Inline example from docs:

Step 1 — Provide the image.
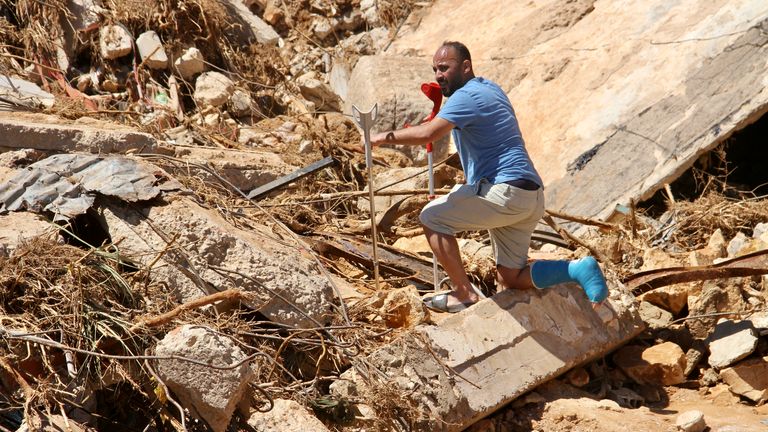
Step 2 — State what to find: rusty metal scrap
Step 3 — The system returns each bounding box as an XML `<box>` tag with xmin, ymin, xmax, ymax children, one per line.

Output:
<box><xmin>624</xmin><ymin>249</ymin><xmax>768</xmax><ymax>295</ymax></box>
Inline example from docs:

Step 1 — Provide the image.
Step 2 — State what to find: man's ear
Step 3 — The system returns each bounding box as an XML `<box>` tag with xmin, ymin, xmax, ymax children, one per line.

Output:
<box><xmin>462</xmin><ymin>59</ymin><xmax>472</xmax><ymax>74</ymax></box>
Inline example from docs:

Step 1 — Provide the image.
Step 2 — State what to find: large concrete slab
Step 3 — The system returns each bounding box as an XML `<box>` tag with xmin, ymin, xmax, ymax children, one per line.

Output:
<box><xmin>381</xmin><ymin>0</ymin><xmax>768</xmax><ymax>218</ymax></box>
<box><xmin>332</xmin><ymin>284</ymin><xmax>644</xmax><ymax>431</ymax></box>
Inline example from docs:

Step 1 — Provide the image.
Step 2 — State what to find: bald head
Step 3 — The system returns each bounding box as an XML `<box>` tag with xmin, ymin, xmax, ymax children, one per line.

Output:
<box><xmin>432</xmin><ymin>41</ymin><xmax>474</xmax><ymax>96</ymax></box>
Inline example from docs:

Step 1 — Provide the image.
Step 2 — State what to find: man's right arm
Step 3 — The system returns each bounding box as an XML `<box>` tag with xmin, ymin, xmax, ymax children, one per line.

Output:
<box><xmin>370</xmin><ymin>117</ymin><xmax>455</xmax><ymax>147</ymax></box>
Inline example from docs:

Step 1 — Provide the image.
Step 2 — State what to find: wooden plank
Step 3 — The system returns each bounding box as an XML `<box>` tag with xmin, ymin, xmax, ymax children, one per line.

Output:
<box><xmin>247</xmin><ymin>155</ymin><xmax>335</xmax><ymax>199</ymax></box>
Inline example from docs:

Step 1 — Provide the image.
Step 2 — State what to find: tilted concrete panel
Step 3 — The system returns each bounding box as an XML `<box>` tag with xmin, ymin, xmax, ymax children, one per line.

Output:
<box><xmin>332</xmin><ymin>285</ymin><xmax>643</xmax><ymax>431</ymax></box>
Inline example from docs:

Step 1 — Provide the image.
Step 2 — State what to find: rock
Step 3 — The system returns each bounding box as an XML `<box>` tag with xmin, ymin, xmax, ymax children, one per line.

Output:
<box><xmin>136</xmin><ymin>31</ymin><xmax>168</xmax><ymax>69</ymax></box>
<box><xmin>297</xmin><ymin>139</ymin><xmax>314</xmax><ymax>154</ymax></box>
<box><xmin>393</xmin><ymin>235</ymin><xmax>432</xmax><ymax>255</ymax></box>
<box><xmin>686</xmin><ymin>280</ymin><xmax>750</xmax><ymax>339</ymax></box>
<box><xmin>684</xmin><ymin>347</ymin><xmax>704</xmax><ymax>377</ymax></box>
<box><xmin>329</xmin><ymin>57</ymin><xmax>351</xmax><ymax>102</ymax></box>
<box><xmin>699</xmin><ymin>368</ymin><xmax>719</xmax><ymax>387</ymax></box>
<box><xmin>564</xmin><ymin>367</ymin><xmax>590</xmax><ymax>387</ymax></box>
<box><xmin>749</xmin><ymin>311</ymin><xmax>768</xmax><ymax>336</ymax></box>
<box><xmin>753</xmin><ymin>222</ymin><xmax>768</xmax><ymax>239</ymax></box>
<box><xmin>359</xmin><ymin>0</ymin><xmax>380</xmax><ymax>25</ymax></box>
<box><xmin>639</xmin><ymin>283</ymin><xmax>692</xmax><ymax>316</ymax></box>
<box><xmin>220</xmin><ymin>0</ymin><xmax>279</xmax><ymax>46</ymax></box>
<box><xmin>310</xmin><ymin>16</ymin><xmax>335</xmax><ymax>40</ymax></box>
<box><xmin>613</xmin><ymin>342</ymin><xmax>687</xmax><ymax>386</ymax></box>
<box><xmin>675</xmin><ymin>410</ymin><xmax>706</xmax><ymax>432</ymax></box>
<box><xmin>726</xmin><ymin>232</ymin><xmax>749</xmax><ymax>257</ymax></box>
<box><xmin>246</xmin><ymin>399</ymin><xmax>330</xmax><ymax>432</ymax></box>
<box><xmin>194</xmin><ymin>72</ymin><xmax>235</xmax><ymax>107</ymax></box>
<box><xmin>154</xmin><ymin>325</ymin><xmax>253</xmax><ymax>432</ymax></box>
<box><xmin>228</xmin><ymin>89</ymin><xmax>253</xmax><ymax>117</ymax></box>
<box><xmin>174</xmin><ymin>47</ymin><xmax>206</xmax><ymax>80</ymax></box>
<box><xmin>296</xmin><ymin>72</ymin><xmax>342</xmax><ymax>111</ymax></box>
<box><xmin>99</xmin><ymin>24</ymin><xmax>133</xmax><ymax>60</ymax></box>
<box><xmin>0</xmin><ymin>213</ymin><xmax>56</xmax><ymax>257</ymax></box>
<box><xmin>638</xmin><ymin>301</ymin><xmax>673</xmax><ymax>330</ymax></box>
<box><xmin>379</xmin><ymin>285</ymin><xmax>427</xmax><ymax>328</ymax></box>
<box><xmin>719</xmin><ymin>356</ymin><xmax>768</xmax><ymax>403</ymax></box>
<box><xmin>707</xmin><ymin>319</ymin><xmax>757</xmax><ymax>369</ymax></box>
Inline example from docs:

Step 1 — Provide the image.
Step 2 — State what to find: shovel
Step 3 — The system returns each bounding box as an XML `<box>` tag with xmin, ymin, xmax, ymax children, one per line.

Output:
<box><xmin>420</xmin><ymin>82</ymin><xmax>443</xmax><ymax>290</ymax></box>
<box><xmin>351</xmin><ymin>103</ymin><xmax>381</xmax><ymax>290</ymax></box>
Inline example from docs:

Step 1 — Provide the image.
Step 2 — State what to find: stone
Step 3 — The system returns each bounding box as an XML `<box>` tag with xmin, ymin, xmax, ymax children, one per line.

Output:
<box><xmin>699</xmin><ymin>368</ymin><xmax>719</xmax><ymax>387</ymax></box>
<box><xmin>154</xmin><ymin>325</ymin><xmax>253</xmax><ymax>432</ymax></box>
<box><xmin>247</xmin><ymin>399</ymin><xmax>330</xmax><ymax>432</ymax></box>
<box><xmin>639</xmin><ymin>284</ymin><xmax>692</xmax><ymax>316</ymax></box>
<box><xmin>329</xmin><ymin>57</ymin><xmax>351</xmax><ymax>102</ymax></box>
<box><xmin>220</xmin><ymin>0</ymin><xmax>279</xmax><ymax>46</ymax></box>
<box><xmin>227</xmin><ymin>89</ymin><xmax>252</xmax><ymax>117</ymax></box>
<box><xmin>310</xmin><ymin>16</ymin><xmax>335</xmax><ymax>40</ymax></box>
<box><xmin>719</xmin><ymin>356</ymin><xmax>768</xmax><ymax>403</ymax></box>
<box><xmin>393</xmin><ymin>235</ymin><xmax>432</xmax><ymax>256</ymax></box>
<box><xmin>101</xmin><ymin>197</ymin><xmax>334</xmax><ymax>328</ymax></box>
<box><xmin>726</xmin><ymin>232</ymin><xmax>749</xmax><ymax>258</ymax></box>
<box><xmin>613</xmin><ymin>342</ymin><xmax>687</xmax><ymax>386</ymax></box>
<box><xmin>638</xmin><ymin>300</ymin><xmax>673</xmax><ymax>330</ymax></box>
<box><xmin>707</xmin><ymin>319</ymin><xmax>758</xmax><ymax>369</ymax></box>
<box><xmin>749</xmin><ymin>311</ymin><xmax>768</xmax><ymax>336</ymax></box>
<box><xmin>174</xmin><ymin>47</ymin><xmax>206</xmax><ymax>80</ymax></box>
<box><xmin>753</xmin><ymin>222</ymin><xmax>768</xmax><ymax>239</ymax></box>
<box><xmin>684</xmin><ymin>347</ymin><xmax>704</xmax><ymax>377</ymax></box>
<box><xmin>686</xmin><ymin>280</ymin><xmax>750</xmax><ymax>339</ymax></box>
<box><xmin>296</xmin><ymin>72</ymin><xmax>342</xmax><ymax>111</ymax></box>
<box><xmin>194</xmin><ymin>72</ymin><xmax>235</xmax><ymax>107</ymax></box>
<box><xmin>675</xmin><ymin>410</ymin><xmax>706</xmax><ymax>432</ymax></box>
<box><xmin>331</xmin><ymin>286</ymin><xmax>644</xmax><ymax>431</ymax></box>
<box><xmin>99</xmin><ymin>24</ymin><xmax>132</xmax><ymax>60</ymax></box>
<box><xmin>136</xmin><ymin>31</ymin><xmax>168</xmax><ymax>69</ymax></box>
<box><xmin>379</xmin><ymin>285</ymin><xmax>427</xmax><ymax>328</ymax></box>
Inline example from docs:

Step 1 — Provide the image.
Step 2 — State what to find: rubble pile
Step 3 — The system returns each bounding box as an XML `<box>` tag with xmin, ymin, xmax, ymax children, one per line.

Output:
<box><xmin>0</xmin><ymin>1</ymin><xmax>766</xmax><ymax>431</ymax></box>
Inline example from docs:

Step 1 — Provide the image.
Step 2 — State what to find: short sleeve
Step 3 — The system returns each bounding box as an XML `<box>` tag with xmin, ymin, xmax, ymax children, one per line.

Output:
<box><xmin>436</xmin><ymin>88</ymin><xmax>477</xmax><ymax>129</ymax></box>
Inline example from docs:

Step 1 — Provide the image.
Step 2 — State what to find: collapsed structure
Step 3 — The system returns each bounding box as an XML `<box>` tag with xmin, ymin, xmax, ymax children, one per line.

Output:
<box><xmin>0</xmin><ymin>1</ymin><xmax>767</xmax><ymax>431</ymax></box>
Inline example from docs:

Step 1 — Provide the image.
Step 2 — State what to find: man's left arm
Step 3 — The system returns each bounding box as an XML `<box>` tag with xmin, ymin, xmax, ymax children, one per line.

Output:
<box><xmin>370</xmin><ymin>117</ymin><xmax>455</xmax><ymax>147</ymax></box>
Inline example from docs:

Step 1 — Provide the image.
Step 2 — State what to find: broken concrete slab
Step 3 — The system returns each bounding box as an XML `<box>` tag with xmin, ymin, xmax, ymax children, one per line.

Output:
<box><xmin>100</xmin><ymin>196</ymin><xmax>335</xmax><ymax>328</ymax></box>
<box><xmin>387</xmin><ymin>1</ymin><xmax>768</xmax><ymax>219</ymax></box>
<box><xmin>171</xmin><ymin>145</ymin><xmax>299</xmax><ymax>193</ymax></box>
<box><xmin>0</xmin><ymin>112</ymin><xmax>166</xmax><ymax>154</ymax></box>
<box><xmin>331</xmin><ymin>285</ymin><xmax>643</xmax><ymax>431</ymax></box>
<box><xmin>0</xmin><ymin>212</ymin><xmax>56</xmax><ymax>257</ymax></box>
<box><xmin>154</xmin><ymin>325</ymin><xmax>253</xmax><ymax>432</ymax></box>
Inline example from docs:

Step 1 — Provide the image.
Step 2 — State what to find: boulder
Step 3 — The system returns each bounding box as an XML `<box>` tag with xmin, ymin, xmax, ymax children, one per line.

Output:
<box><xmin>154</xmin><ymin>325</ymin><xmax>254</xmax><ymax>432</ymax></box>
<box><xmin>296</xmin><ymin>72</ymin><xmax>342</xmax><ymax>112</ymax></box>
<box><xmin>638</xmin><ymin>301</ymin><xmax>673</xmax><ymax>330</ymax></box>
<box><xmin>220</xmin><ymin>0</ymin><xmax>279</xmax><ymax>46</ymax></box>
<box><xmin>228</xmin><ymin>89</ymin><xmax>253</xmax><ymax>117</ymax></box>
<box><xmin>379</xmin><ymin>285</ymin><xmax>427</xmax><ymax>328</ymax></box>
<box><xmin>686</xmin><ymin>280</ymin><xmax>750</xmax><ymax>339</ymax></box>
<box><xmin>675</xmin><ymin>410</ymin><xmax>706</xmax><ymax>432</ymax></box>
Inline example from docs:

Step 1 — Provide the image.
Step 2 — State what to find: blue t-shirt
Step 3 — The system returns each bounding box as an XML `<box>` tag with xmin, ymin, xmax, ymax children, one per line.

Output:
<box><xmin>437</xmin><ymin>77</ymin><xmax>542</xmax><ymax>187</ymax></box>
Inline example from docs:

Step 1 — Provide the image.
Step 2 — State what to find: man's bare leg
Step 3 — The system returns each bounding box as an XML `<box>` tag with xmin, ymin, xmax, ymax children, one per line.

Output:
<box><xmin>423</xmin><ymin>225</ymin><xmax>480</xmax><ymax>306</ymax></box>
<box><xmin>496</xmin><ymin>265</ymin><xmax>535</xmax><ymax>291</ymax></box>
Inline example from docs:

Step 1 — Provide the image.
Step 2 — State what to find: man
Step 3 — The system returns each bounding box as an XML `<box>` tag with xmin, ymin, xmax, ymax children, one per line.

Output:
<box><xmin>370</xmin><ymin>41</ymin><xmax>608</xmax><ymax>312</ymax></box>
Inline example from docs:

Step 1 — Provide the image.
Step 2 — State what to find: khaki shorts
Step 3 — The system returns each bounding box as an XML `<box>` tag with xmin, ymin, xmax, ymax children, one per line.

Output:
<box><xmin>419</xmin><ymin>180</ymin><xmax>545</xmax><ymax>269</ymax></box>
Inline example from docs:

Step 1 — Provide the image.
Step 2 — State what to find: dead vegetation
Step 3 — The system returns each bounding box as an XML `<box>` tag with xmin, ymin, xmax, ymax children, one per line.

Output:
<box><xmin>0</xmin><ymin>0</ymin><xmax>767</xmax><ymax>431</ymax></box>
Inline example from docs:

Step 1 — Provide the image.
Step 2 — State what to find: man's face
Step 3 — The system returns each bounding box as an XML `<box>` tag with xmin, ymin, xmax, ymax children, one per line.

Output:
<box><xmin>432</xmin><ymin>46</ymin><xmax>468</xmax><ymax>97</ymax></box>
